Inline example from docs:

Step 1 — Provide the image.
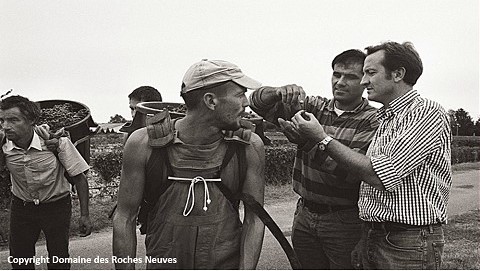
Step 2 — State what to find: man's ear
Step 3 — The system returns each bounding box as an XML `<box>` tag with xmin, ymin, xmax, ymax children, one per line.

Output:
<box><xmin>392</xmin><ymin>67</ymin><xmax>406</xmax><ymax>83</ymax></box>
<box><xmin>203</xmin><ymin>92</ymin><xmax>218</xmax><ymax>111</ymax></box>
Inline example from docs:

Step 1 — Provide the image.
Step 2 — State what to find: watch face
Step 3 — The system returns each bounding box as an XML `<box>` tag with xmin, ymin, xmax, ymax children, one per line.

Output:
<box><xmin>318</xmin><ymin>144</ymin><xmax>326</xmax><ymax>151</ymax></box>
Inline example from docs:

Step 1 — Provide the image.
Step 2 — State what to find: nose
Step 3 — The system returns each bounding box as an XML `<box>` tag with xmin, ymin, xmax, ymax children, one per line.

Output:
<box><xmin>2</xmin><ymin>121</ymin><xmax>11</xmax><ymax>130</ymax></box>
<box><xmin>336</xmin><ymin>76</ymin><xmax>347</xmax><ymax>86</ymax></box>
<box><xmin>360</xmin><ymin>74</ymin><xmax>368</xmax><ymax>87</ymax></box>
<box><xmin>243</xmin><ymin>94</ymin><xmax>250</xmax><ymax>107</ymax></box>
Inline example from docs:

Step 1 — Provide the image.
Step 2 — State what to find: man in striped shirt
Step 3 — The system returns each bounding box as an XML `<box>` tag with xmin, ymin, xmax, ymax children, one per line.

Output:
<box><xmin>249</xmin><ymin>49</ymin><xmax>378</xmax><ymax>269</ymax></box>
<box><xmin>293</xmin><ymin>41</ymin><xmax>452</xmax><ymax>269</ymax></box>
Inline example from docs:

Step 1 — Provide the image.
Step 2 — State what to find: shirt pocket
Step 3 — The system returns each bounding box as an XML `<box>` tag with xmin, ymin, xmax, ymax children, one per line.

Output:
<box><xmin>28</xmin><ymin>152</ymin><xmax>58</xmax><ymax>186</ymax></box>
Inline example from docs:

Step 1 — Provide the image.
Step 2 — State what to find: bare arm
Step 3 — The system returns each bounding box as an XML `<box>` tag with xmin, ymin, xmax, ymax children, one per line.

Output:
<box><xmin>113</xmin><ymin>128</ymin><xmax>150</xmax><ymax>269</ymax></box>
<box><xmin>239</xmin><ymin>133</ymin><xmax>266</xmax><ymax>269</ymax></box>
<box><xmin>71</xmin><ymin>172</ymin><xmax>93</xmax><ymax>236</ymax></box>
<box><xmin>292</xmin><ymin>111</ymin><xmax>385</xmax><ymax>190</ymax></box>
<box><xmin>321</xmin><ymin>139</ymin><xmax>384</xmax><ymax>190</ymax></box>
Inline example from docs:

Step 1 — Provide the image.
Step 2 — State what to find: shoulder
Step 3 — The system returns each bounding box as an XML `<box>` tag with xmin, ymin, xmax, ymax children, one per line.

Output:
<box><xmin>124</xmin><ymin>127</ymin><xmax>150</xmax><ymax>160</ymax></box>
<box><xmin>408</xmin><ymin>97</ymin><xmax>448</xmax><ymax>120</ymax></box>
<box><xmin>244</xmin><ymin>132</ymin><xmax>265</xmax><ymax>165</ymax></box>
<box><xmin>248</xmin><ymin>132</ymin><xmax>264</xmax><ymax>152</ymax></box>
<box><xmin>58</xmin><ymin>137</ymin><xmax>78</xmax><ymax>152</ymax></box>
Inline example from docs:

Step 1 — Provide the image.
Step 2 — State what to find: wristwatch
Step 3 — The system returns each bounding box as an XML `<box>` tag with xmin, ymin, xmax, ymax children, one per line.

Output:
<box><xmin>316</xmin><ymin>136</ymin><xmax>333</xmax><ymax>151</ymax></box>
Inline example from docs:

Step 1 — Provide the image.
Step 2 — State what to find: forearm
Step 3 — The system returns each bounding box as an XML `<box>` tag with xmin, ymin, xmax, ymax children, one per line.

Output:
<box><xmin>250</xmin><ymin>86</ymin><xmax>281</xmax><ymax>109</ymax></box>
<box><xmin>249</xmin><ymin>87</ymin><xmax>286</xmax><ymax>125</ymax></box>
<box><xmin>240</xmin><ymin>212</ymin><xmax>265</xmax><ymax>269</ymax></box>
<box><xmin>73</xmin><ymin>173</ymin><xmax>90</xmax><ymax>216</ymax></box>
<box><xmin>113</xmin><ymin>212</ymin><xmax>138</xmax><ymax>269</ymax></box>
<box><xmin>326</xmin><ymin>139</ymin><xmax>385</xmax><ymax>190</ymax></box>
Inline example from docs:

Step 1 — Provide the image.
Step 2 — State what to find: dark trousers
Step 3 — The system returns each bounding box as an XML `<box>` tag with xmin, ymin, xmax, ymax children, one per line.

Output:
<box><xmin>9</xmin><ymin>195</ymin><xmax>72</xmax><ymax>270</ymax></box>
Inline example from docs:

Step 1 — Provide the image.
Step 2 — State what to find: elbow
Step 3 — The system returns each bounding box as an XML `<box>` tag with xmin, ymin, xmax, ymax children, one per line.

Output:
<box><xmin>360</xmin><ymin>172</ymin><xmax>386</xmax><ymax>191</ymax></box>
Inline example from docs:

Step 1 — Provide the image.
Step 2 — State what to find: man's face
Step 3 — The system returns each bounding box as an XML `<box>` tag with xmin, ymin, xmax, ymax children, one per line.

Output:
<box><xmin>361</xmin><ymin>50</ymin><xmax>395</xmax><ymax>105</ymax></box>
<box><xmin>214</xmin><ymin>82</ymin><xmax>249</xmax><ymax>131</ymax></box>
<box><xmin>129</xmin><ymin>98</ymin><xmax>140</xmax><ymax>118</ymax></box>
<box><xmin>331</xmin><ymin>62</ymin><xmax>365</xmax><ymax>107</ymax></box>
<box><xmin>0</xmin><ymin>107</ymin><xmax>34</xmax><ymax>143</ymax></box>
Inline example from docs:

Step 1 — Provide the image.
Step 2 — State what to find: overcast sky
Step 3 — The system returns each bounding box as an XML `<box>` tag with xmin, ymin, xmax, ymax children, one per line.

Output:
<box><xmin>1</xmin><ymin>0</ymin><xmax>478</xmax><ymax>123</ymax></box>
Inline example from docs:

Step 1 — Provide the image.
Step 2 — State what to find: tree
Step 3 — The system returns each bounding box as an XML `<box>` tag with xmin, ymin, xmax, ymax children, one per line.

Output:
<box><xmin>475</xmin><ymin>117</ymin><xmax>480</xmax><ymax>136</ymax></box>
<box><xmin>455</xmin><ymin>108</ymin><xmax>475</xmax><ymax>136</ymax></box>
<box><xmin>108</xmin><ymin>114</ymin><xmax>127</xmax><ymax>123</ymax></box>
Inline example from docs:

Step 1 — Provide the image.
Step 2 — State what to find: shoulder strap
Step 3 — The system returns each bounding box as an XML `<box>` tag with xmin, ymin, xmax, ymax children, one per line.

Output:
<box><xmin>214</xmin><ymin>142</ymin><xmax>247</xmax><ymax>210</ymax></box>
<box><xmin>216</xmin><ymin>141</ymin><xmax>302</xmax><ymax>270</ymax></box>
<box><xmin>144</xmin><ymin>147</ymin><xmax>172</xmax><ymax>203</ymax></box>
<box><xmin>137</xmin><ymin>146</ymin><xmax>173</xmax><ymax>234</ymax></box>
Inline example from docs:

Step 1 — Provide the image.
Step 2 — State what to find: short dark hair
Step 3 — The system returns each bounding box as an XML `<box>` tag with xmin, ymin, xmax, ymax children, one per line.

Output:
<box><xmin>128</xmin><ymin>86</ymin><xmax>162</xmax><ymax>102</ymax></box>
<box><xmin>331</xmin><ymin>49</ymin><xmax>366</xmax><ymax>70</ymax></box>
<box><xmin>365</xmin><ymin>41</ymin><xmax>423</xmax><ymax>86</ymax></box>
<box><xmin>0</xmin><ymin>95</ymin><xmax>41</xmax><ymax>124</ymax></box>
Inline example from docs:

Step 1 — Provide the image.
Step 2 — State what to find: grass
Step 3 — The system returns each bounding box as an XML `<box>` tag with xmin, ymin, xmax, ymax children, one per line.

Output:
<box><xmin>70</xmin><ymin>196</ymin><xmax>116</xmax><ymax>237</ymax></box>
<box><xmin>265</xmin><ymin>183</ymin><xmax>297</xmax><ymax>205</ymax></box>
<box><xmin>442</xmin><ymin>210</ymin><xmax>480</xmax><ymax>269</ymax></box>
<box><xmin>451</xmin><ymin>162</ymin><xmax>480</xmax><ymax>172</ymax></box>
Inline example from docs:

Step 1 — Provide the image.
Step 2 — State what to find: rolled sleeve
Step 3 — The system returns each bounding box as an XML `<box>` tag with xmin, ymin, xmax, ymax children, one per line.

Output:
<box><xmin>370</xmin><ymin>154</ymin><xmax>401</xmax><ymax>191</ymax></box>
<box><xmin>57</xmin><ymin>137</ymin><xmax>90</xmax><ymax>177</ymax></box>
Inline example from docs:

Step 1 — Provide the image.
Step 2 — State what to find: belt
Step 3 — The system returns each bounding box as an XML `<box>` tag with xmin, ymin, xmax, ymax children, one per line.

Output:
<box><xmin>301</xmin><ymin>198</ymin><xmax>357</xmax><ymax>214</ymax></box>
<box><xmin>365</xmin><ymin>221</ymin><xmax>443</xmax><ymax>232</ymax></box>
<box><xmin>12</xmin><ymin>194</ymin><xmax>71</xmax><ymax>206</ymax></box>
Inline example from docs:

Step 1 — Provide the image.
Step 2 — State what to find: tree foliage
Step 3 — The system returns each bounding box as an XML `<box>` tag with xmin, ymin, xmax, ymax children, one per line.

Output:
<box><xmin>454</xmin><ymin>108</ymin><xmax>475</xmax><ymax>136</ymax></box>
<box><xmin>108</xmin><ymin>114</ymin><xmax>127</xmax><ymax>123</ymax></box>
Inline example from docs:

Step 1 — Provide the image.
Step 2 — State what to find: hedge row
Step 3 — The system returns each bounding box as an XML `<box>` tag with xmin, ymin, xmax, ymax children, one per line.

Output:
<box><xmin>90</xmin><ymin>144</ymin><xmax>480</xmax><ymax>184</ymax></box>
<box><xmin>451</xmin><ymin>147</ymin><xmax>480</xmax><ymax>164</ymax></box>
<box><xmin>90</xmin><ymin>143</ymin><xmax>297</xmax><ymax>186</ymax></box>
<box><xmin>452</xmin><ymin>136</ymin><xmax>480</xmax><ymax>148</ymax></box>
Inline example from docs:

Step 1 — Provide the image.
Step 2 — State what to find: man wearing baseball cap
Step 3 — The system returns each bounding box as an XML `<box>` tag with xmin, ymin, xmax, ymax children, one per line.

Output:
<box><xmin>113</xmin><ymin>59</ymin><xmax>266</xmax><ymax>269</ymax></box>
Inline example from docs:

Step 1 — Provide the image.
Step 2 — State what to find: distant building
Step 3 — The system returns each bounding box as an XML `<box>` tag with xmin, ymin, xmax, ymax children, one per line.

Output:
<box><xmin>95</xmin><ymin>123</ymin><xmax>127</xmax><ymax>134</ymax></box>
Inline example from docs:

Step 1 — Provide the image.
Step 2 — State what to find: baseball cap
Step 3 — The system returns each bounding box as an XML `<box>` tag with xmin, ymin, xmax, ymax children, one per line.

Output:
<box><xmin>181</xmin><ymin>59</ymin><xmax>262</xmax><ymax>94</ymax></box>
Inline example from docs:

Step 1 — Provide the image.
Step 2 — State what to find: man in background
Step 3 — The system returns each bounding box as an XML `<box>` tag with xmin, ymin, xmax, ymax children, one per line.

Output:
<box><xmin>128</xmin><ymin>86</ymin><xmax>162</xmax><ymax>119</ymax></box>
<box><xmin>121</xmin><ymin>86</ymin><xmax>163</xmax><ymax>142</ymax></box>
<box><xmin>0</xmin><ymin>95</ymin><xmax>92</xmax><ymax>270</ymax></box>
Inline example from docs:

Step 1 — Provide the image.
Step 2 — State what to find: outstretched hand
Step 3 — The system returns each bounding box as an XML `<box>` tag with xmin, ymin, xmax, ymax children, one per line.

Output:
<box><xmin>278</xmin><ymin>118</ymin><xmax>306</xmax><ymax>145</ymax></box>
<box><xmin>275</xmin><ymin>84</ymin><xmax>306</xmax><ymax>113</ymax></box>
<box><xmin>291</xmin><ymin>110</ymin><xmax>327</xmax><ymax>141</ymax></box>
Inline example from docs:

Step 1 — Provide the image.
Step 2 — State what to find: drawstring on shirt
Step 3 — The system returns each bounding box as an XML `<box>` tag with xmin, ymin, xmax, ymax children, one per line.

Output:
<box><xmin>168</xmin><ymin>176</ymin><xmax>221</xmax><ymax>216</ymax></box>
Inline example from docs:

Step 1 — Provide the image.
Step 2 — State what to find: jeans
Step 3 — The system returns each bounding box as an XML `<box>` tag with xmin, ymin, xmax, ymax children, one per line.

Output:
<box><xmin>351</xmin><ymin>222</ymin><xmax>445</xmax><ymax>269</ymax></box>
<box><xmin>9</xmin><ymin>195</ymin><xmax>72</xmax><ymax>270</ymax></box>
<box><xmin>291</xmin><ymin>198</ymin><xmax>362</xmax><ymax>269</ymax></box>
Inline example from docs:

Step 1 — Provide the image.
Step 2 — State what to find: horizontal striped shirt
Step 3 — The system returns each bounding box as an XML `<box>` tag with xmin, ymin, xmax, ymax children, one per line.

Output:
<box><xmin>360</xmin><ymin>90</ymin><xmax>452</xmax><ymax>225</ymax></box>
<box><xmin>250</xmin><ymin>87</ymin><xmax>378</xmax><ymax>205</ymax></box>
